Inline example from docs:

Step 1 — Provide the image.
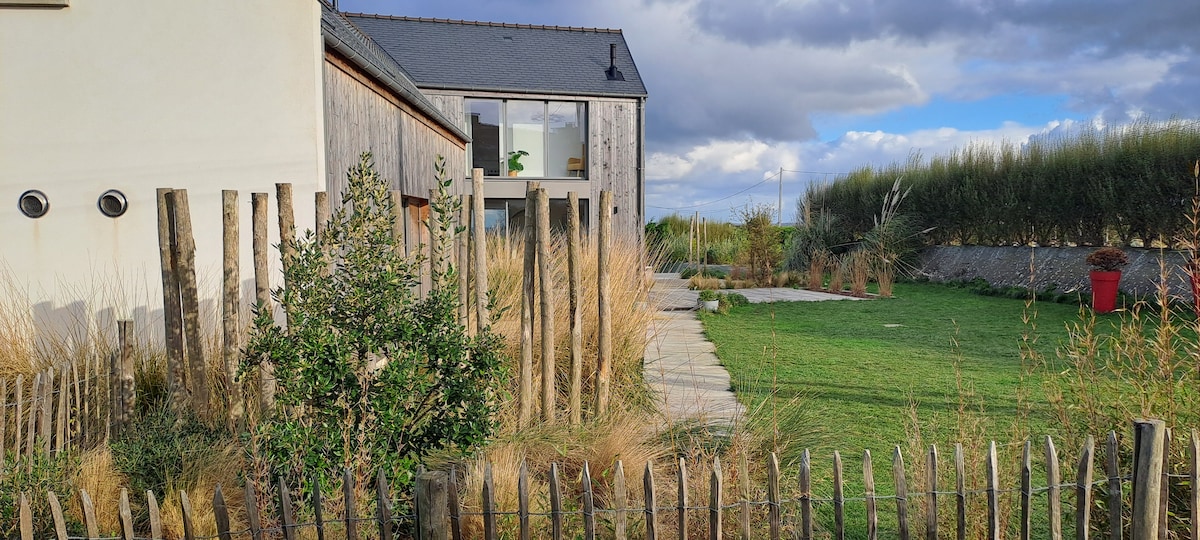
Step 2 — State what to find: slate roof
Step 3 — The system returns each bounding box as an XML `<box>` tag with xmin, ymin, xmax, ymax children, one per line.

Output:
<box><xmin>320</xmin><ymin>5</ymin><xmax>469</xmax><ymax>141</ymax></box>
<box><xmin>344</xmin><ymin>14</ymin><xmax>648</xmax><ymax>98</ymax></box>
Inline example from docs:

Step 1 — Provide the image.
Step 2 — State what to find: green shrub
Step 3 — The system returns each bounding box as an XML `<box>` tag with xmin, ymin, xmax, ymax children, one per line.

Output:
<box><xmin>0</xmin><ymin>452</ymin><xmax>80</xmax><ymax>539</ymax></box>
<box><xmin>805</xmin><ymin>118</ymin><xmax>1200</xmax><ymax>246</ymax></box>
<box><xmin>243</xmin><ymin>153</ymin><xmax>506</xmax><ymax>494</ymax></box>
<box><xmin>679</xmin><ymin>267</ymin><xmax>728</xmax><ymax>280</ymax></box>
<box><xmin>738</xmin><ymin>204</ymin><xmax>783</xmax><ymax>286</ymax></box>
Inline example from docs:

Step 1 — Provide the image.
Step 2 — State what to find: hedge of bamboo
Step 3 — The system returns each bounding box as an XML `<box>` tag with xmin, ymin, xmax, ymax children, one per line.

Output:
<box><xmin>805</xmin><ymin>118</ymin><xmax>1200</xmax><ymax>246</ymax></box>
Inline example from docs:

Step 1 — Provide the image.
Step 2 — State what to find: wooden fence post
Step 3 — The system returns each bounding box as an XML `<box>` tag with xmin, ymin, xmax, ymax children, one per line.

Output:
<box><xmin>343</xmin><ymin>468</ymin><xmax>359</xmax><ymax>540</ymax></box>
<box><xmin>710</xmin><ymin>457</ymin><xmax>723</xmax><ymax>540</ymax></box>
<box><xmin>799</xmin><ymin>449</ymin><xmax>812</xmax><ymax>540</ymax></box>
<box><xmin>536</xmin><ymin>188</ymin><xmax>556</xmax><ymax>423</ymax></box>
<box><xmin>1078</xmin><ymin>436</ymin><xmax>1095</xmax><ymax>540</ymax></box>
<box><xmin>119</xmin><ymin>320</ymin><xmax>135</xmax><ymax>438</ymax></box>
<box><xmin>276</xmin><ymin>183</ymin><xmax>296</xmax><ymax>308</ymax></box>
<box><xmin>892</xmin><ymin>447</ymin><xmax>909</xmax><ymax>540</ymax></box>
<box><xmin>119</xmin><ymin>488</ymin><xmax>135</xmax><ymax>540</ymax></box>
<box><xmin>833</xmin><ymin>451</ymin><xmax>845</xmax><ymax>540</ymax></box>
<box><xmin>1132</xmin><ymin>419</ymin><xmax>1166</xmax><ymax>540</ymax></box>
<box><xmin>566</xmin><ymin>192</ymin><xmax>583</xmax><ymax>425</ymax></box>
<box><xmin>483</xmin><ymin>463</ymin><xmax>496</xmax><ymax>540</ymax></box>
<box><xmin>955</xmin><ymin>444</ymin><xmax>967</xmax><ymax>540</ymax></box>
<box><xmin>549</xmin><ymin>463</ymin><xmax>563</xmax><ymax>540</ymax></box>
<box><xmin>14</xmin><ymin>375</ymin><xmax>22</xmax><ymax>463</ymax></box>
<box><xmin>418</xmin><ymin>470</ymin><xmax>449</xmax><ymax>540</ymax></box>
<box><xmin>181</xmin><ymin>490</ymin><xmax>196</xmax><ymax>540</ymax></box>
<box><xmin>471</xmin><ymin>169</ymin><xmax>489</xmax><ymax>329</ymax></box>
<box><xmin>615</xmin><ymin>460</ymin><xmax>628</xmax><ymax>540</ymax></box>
<box><xmin>1046</xmin><ymin>436</ymin><xmax>1063</xmax><ymax>540</ymax></box>
<box><xmin>156</xmin><ymin>188</ymin><xmax>185</xmax><ymax>414</ymax></box>
<box><xmin>80</xmin><ymin>489</ymin><xmax>99</xmax><ymax>539</ymax></box>
<box><xmin>645</xmin><ymin>461</ymin><xmax>658</xmax><ymax>540</ymax></box>
<box><xmin>213</xmin><ymin>485</ymin><xmax>232</xmax><ymax>540</ymax></box>
<box><xmin>927</xmin><ymin>445</ymin><xmax>939</xmax><ymax>540</ymax></box>
<box><xmin>1021</xmin><ymin>440</ymin><xmax>1032</xmax><ymax>540</ymax></box>
<box><xmin>459</xmin><ymin>195</ymin><xmax>471</xmax><ymax>331</ymax></box>
<box><xmin>583</xmin><ymin>461</ymin><xmax>596</xmax><ymax>540</ymax></box>
<box><xmin>768</xmin><ymin>453</ymin><xmax>781</xmax><ymax>540</ymax></box>
<box><xmin>1107</xmin><ymin>431</ymin><xmax>1123</xmax><ymax>540</ymax></box>
<box><xmin>54</xmin><ymin>364</ymin><xmax>67</xmax><ymax>454</ymax></box>
<box><xmin>449</xmin><ymin>466</ymin><xmax>464</xmax><ymax>540</ymax></box>
<box><xmin>677</xmin><ymin>458</ymin><xmax>688</xmax><ymax>540</ymax></box>
<box><xmin>18</xmin><ymin>493</ymin><xmax>31</xmax><ymax>540</ymax></box>
<box><xmin>47</xmin><ymin>491</ymin><xmax>68</xmax><ymax>540</ymax></box>
<box><xmin>987</xmin><ymin>441</ymin><xmax>1000</xmax><ymax>540</ymax></box>
<box><xmin>221</xmin><ymin>190</ymin><xmax>244</xmax><ymax>430</ymax></box>
<box><xmin>377</xmin><ymin>469</ymin><xmax>393</xmax><ymax>540</ymax></box>
<box><xmin>864</xmin><ymin>450</ymin><xmax>877</xmax><ymax>540</ymax></box>
<box><xmin>148</xmin><ymin>491</ymin><xmax>163</xmax><ymax>540</ymax></box>
<box><xmin>244</xmin><ymin>481</ymin><xmax>262</xmax><ymax>540</ymax></box>
<box><xmin>169</xmin><ymin>189</ymin><xmax>210</xmax><ymax>416</ymax></box>
<box><xmin>312</xmin><ymin>473</ymin><xmax>327</xmax><ymax>540</ymax></box>
<box><xmin>519</xmin><ymin>181</ymin><xmax>539</xmax><ymax>428</ymax></box>
<box><xmin>595</xmin><ymin>190</ymin><xmax>613</xmax><ymax>415</ymax></box>
<box><xmin>315</xmin><ymin>191</ymin><xmax>330</xmax><ymax>243</ymax></box>
<box><xmin>26</xmin><ymin>373</ymin><xmax>37</xmax><ymax>466</ymax></box>
<box><xmin>278</xmin><ymin>478</ymin><xmax>297</xmax><ymax>540</ymax></box>
<box><xmin>251</xmin><ymin>192</ymin><xmax>275</xmax><ymax>417</ymax></box>
<box><xmin>518</xmin><ymin>460</ymin><xmax>530</xmax><ymax>540</ymax></box>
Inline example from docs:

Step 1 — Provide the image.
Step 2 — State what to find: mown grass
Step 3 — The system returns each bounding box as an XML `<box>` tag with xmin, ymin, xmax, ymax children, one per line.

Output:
<box><xmin>700</xmin><ymin>281</ymin><xmax>1129</xmax><ymax>536</ymax></box>
<box><xmin>702</xmin><ymin>281</ymin><xmax>1096</xmax><ymax>455</ymax></box>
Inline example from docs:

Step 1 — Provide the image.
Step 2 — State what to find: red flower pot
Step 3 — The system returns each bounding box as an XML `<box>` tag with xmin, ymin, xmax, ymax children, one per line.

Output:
<box><xmin>1089</xmin><ymin>270</ymin><xmax>1121</xmax><ymax>314</ymax></box>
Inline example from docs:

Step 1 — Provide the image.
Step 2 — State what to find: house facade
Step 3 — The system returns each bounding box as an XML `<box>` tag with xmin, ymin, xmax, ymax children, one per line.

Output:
<box><xmin>345</xmin><ymin>14</ymin><xmax>648</xmax><ymax>238</ymax></box>
<box><xmin>1</xmin><ymin>2</ymin><xmax>642</xmax><ymax>336</ymax></box>
<box><xmin>0</xmin><ymin>1</ymin><xmax>465</xmax><ymax>334</ymax></box>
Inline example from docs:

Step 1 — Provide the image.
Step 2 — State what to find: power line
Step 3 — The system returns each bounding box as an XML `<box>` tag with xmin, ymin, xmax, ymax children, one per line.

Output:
<box><xmin>646</xmin><ymin>170</ymin><xmax>780</xmax><ymax>210</ymax></box>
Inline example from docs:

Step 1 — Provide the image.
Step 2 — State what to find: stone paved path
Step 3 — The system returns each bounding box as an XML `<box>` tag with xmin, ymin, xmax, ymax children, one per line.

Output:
<box><xmin>643</xmin><ymin>273</ymin><xmax>862</xmax><ymax>430</ymax></box>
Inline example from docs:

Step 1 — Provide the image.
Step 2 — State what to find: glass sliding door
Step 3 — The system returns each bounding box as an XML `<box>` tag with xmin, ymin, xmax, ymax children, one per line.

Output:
<box><xmin>467</xmin><ymin>99</ymin><xmax>501</xmax><ymax>176</ymax></box>
<box><xmin>547</xmin><ymin>102</ymin><xmax>586</xmax><ymax>177</ymax></box>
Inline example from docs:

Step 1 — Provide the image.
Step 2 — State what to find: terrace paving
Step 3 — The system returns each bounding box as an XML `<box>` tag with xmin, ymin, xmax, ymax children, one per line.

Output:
<box><xmin>643</xmin><ymin>273</ymin><xmax>863</xmax><ymax>431</ymax></box>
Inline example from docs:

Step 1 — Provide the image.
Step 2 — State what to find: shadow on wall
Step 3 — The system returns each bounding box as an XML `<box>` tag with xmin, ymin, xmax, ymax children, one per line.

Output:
<box><xmin>918</xmin><ymin>246</ymin><xmax>1193</xmax><ymax>298</ymax></box>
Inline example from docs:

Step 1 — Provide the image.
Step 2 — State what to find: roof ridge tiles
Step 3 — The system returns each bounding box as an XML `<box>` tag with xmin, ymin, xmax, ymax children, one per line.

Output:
<box><xmin>340</xmin><ymin>12</ymin><xmax>622</xmax><ymax>34</ymax></box>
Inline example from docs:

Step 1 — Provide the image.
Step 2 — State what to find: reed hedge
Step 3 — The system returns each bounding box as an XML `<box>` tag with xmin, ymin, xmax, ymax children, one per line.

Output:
<box><xmin>805</xmin><ymin>118</ymin><xmax>1200</xmax><ymax>246</ymax></box>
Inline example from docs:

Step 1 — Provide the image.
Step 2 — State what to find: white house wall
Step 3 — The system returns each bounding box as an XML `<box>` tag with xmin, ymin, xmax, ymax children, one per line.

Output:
<box><xmin>0</xmin><ymin>2</ymin><xmax>326</xmax><ymax>343</ymax></box>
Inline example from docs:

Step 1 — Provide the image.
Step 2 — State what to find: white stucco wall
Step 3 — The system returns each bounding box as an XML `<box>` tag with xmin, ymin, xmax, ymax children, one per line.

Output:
<box><xmin>0</xmin><ymin>2</ymin><xmax>326</xmax><ymax>342</ymax></box>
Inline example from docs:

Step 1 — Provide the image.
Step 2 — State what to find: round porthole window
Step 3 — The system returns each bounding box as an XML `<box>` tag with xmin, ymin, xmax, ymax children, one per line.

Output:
<box><xmin>98</xmin><ymin>190</ymin><xmax>128</xmax><ymax>217</ymax></box>
<box><xmin>18</xmin><ymin>190</ymin><xmax>49</xmax><ymax>218</ymax></box>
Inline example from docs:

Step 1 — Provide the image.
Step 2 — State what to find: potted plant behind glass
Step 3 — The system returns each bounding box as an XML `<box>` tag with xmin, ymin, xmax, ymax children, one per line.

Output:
<box><xmin>507</xmin><ymin>150</ymin><xmax>529</xmax><ymax>177</ymax></box>
<box><xmin>1086</xmin><ymin>246</ymin><xmax>1129</xmax><ymax>313</ymax></box>
<box><xmin>697</xmin><ymin>289</ymin><xmax>720</xmax><ymax>312</ymax></box>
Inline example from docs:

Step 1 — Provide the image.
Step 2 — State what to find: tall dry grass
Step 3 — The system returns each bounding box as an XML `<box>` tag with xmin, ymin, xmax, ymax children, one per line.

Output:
<box><xmin>485</xmin><ymin>231</ymin><xmax>656</xmax><ymax>419</ymax></box>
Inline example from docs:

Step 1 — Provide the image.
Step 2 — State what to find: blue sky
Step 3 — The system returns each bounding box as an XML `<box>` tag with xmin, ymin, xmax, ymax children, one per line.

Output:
<box><xmin>338</xmin><ymin>0</ymin><xmax>1200</xmax><ymax>223</ymax></box>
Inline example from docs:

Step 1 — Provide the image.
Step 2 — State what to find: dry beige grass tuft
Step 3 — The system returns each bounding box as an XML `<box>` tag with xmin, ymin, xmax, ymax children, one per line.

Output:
<box><xmin>70</xmin><ymin>447</ymin><xmax>128</xmax><ymax>535</ymax></box>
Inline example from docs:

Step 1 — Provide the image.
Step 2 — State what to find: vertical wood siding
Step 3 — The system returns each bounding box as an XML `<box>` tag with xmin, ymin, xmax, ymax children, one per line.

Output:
<box><xmin>323</xmin><ymin>58</ymin><xmax>467</xmax><ymax>200</ymax></box>
<box><xmin>323</xmin><ymin>60</ymin><xmax>402</xmax><ymax>198</ymax></box>
<box><xmin>588</xmin><ymin>99</ymin><xmax>640</xmax><ymax>237</ymax></box>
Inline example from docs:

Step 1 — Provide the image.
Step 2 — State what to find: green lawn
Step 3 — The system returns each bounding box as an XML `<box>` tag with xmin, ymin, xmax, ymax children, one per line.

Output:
<box><xmin>701</xmin><ymin>281</ymin><xmax>1105</xmax><ymax>459</ymax></box>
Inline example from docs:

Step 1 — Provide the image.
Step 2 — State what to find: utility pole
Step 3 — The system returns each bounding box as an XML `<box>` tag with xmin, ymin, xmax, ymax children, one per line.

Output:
<box><xmin>777</xmin><ymin>167</ymin><xmax>784</xmax><ymax>225</ymax></box>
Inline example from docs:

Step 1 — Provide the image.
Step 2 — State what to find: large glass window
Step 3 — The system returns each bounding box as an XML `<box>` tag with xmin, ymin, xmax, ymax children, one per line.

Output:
<box><xmin>483</xmin><ymin>198</ymin><xmax>589</xmax><ymax>237</ymax></box>
<box><xmin>466</xmin><ymin>99</ymin><xmax>586</xmax><ymax>179</ymax></box>
<box><xmin>468</xmin><ymin>100</ymin><xmax>502</xmax><ymax>176</ymax></box>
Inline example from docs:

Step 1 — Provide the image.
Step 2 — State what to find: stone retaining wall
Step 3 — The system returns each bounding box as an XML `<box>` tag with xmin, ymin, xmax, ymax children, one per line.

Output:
<box><xmin>917</xmin><ymin>246</ymin><xmax>1194</xmax><ymax>299</ymax></box>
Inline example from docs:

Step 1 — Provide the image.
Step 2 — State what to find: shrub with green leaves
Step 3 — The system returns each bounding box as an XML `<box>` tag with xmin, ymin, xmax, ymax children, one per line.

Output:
<box><xmin>244</xmin><ymin>153</ymin><xmax>506</xmax><ymax>491</ymax></box>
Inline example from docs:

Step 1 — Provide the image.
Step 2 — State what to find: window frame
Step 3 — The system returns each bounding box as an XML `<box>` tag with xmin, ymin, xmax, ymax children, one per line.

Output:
<box><xmin>466</xmin><ymin>98</ymin><xmax>587</xmax><ymax>181</ymax></box>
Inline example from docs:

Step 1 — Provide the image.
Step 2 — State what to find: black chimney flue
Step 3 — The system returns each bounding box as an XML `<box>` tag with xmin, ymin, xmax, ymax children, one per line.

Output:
<box><xmin>606</xmin><ymin>43</ymin><xmax>625</xmax><ymax>81</ymax></box>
